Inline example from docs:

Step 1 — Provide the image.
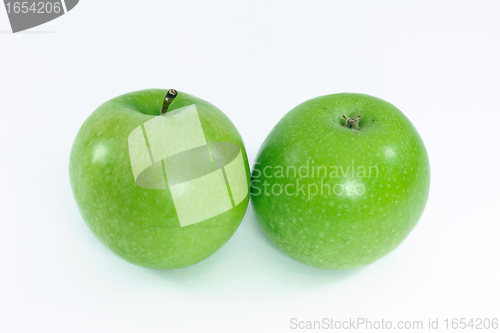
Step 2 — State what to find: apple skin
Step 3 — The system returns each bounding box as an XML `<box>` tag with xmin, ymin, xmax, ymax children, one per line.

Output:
<box><xmin>69</xmin><ymin>89</ymin><xmax>250</xmax><ymax>269</ymax></box>
<box><xmin>251</xmin><ymin>93</ymin><xmax>430</xmax><ymax>270</ymax></box>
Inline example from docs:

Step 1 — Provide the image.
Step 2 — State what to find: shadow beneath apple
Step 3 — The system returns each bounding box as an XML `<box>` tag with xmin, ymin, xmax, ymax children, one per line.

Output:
<box><xmin>142</xmin><ymin>206</ymin><xmax>365</xmax><ymax>292</ymax></box>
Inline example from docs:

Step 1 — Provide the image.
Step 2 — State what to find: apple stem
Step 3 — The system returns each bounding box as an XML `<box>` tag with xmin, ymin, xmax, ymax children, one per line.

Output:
<box><xmin>160</xmin><ymin>89</ymin><xmax>178</xmax><ymax>115</ymax></box>
<box><xmin>343</xmin><ymin>115</ymin><xmax>361</xmax><ymax>130</ymax></box>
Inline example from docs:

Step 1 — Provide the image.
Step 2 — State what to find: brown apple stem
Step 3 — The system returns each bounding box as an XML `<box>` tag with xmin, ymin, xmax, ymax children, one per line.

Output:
<box><xmin>343</xmin><ymin>115</ymin><xmax>361</xmax><ymax>130</ymax></box>
<box><xmin>160</xmin><ymin>89</ymin><xmax>178</xmax><ymax>115</ymax></box>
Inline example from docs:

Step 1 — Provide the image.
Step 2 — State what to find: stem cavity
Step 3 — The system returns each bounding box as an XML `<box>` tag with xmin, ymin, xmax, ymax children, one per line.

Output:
<box><xmin>160</xmin><ymin>89</ymin><xmax>178</xmax><ymax>115</ymax></box>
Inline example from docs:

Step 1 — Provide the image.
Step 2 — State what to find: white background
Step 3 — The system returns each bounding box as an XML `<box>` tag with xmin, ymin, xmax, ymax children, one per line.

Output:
<box><xmin>1</xmin><ymin>1</ymin><xmax>499</xmax><ymax>332</ymax></box>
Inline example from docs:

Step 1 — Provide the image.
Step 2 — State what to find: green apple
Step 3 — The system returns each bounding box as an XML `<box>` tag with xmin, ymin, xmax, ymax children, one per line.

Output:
<box><xmin>70</xmin><ymin>89</ymin><xmax>250</xmax><ymax>269</ymax></box>
<box><xmin>251</xmin><ymin>93</ymin><xmax>430</xmax><ymax>269</ymax></box>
